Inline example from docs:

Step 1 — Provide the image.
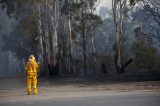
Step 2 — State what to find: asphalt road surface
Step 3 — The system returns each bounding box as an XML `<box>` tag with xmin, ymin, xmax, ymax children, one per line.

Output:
<box><xmin>0</xmin><ymin>92</ymin><xmax>160</xmax><ymax>106</ymax></box>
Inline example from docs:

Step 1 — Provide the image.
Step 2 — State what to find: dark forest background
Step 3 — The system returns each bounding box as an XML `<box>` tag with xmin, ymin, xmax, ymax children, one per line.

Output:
<box><xmin>0</xmin><ymin>0</ymin><xmax>160</xmax><ymax>79</ymax></box>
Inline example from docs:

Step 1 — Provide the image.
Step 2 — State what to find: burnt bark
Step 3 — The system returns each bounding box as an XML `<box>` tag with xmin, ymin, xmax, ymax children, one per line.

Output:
<box><xmin>114</xmin><ymin>53</ymin><xmax>133</xmax><ymax>73</ymax></box>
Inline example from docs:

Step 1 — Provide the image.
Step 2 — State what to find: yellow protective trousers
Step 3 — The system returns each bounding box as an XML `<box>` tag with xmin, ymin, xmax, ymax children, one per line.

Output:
<box><xmin>27</xmin><ymin>72</ymin><xmax>38</xmax><ymax>95</ymax></box>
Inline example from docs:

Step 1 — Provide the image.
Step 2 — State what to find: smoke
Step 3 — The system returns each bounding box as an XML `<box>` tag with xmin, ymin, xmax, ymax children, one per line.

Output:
<box><xmin>0</xmin><ymin>5</ymin><xmax>23</xmax><ymax>76</ymax></box>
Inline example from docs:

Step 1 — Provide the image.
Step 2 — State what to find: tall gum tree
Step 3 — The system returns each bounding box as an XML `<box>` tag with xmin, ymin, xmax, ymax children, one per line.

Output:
<box><xmin>112</xmin><ymin>0</ymin><xmax>138</xmax><ymax>73</ymax></box>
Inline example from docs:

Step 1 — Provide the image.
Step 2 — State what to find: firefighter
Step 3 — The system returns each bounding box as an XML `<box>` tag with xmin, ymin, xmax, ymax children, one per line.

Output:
<box><xmin>25</xmin><ymin>55</ymin><xmax>39</xmax><ymax>95</ymax></box>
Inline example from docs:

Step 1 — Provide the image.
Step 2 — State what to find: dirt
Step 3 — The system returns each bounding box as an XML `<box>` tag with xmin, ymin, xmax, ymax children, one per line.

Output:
<box><xmin>0</xmin><ymin>76</ymin><xmax>160</xmax><ymax>101</ymax></box>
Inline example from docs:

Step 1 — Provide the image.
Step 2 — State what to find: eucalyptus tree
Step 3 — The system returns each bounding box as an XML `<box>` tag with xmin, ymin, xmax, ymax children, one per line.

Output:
<box><xmin>0</xmin><ymin>0</ymin><xmax>39</xmax><ymax>59</ymax></box>
<box><xmin>0</xmin><ymin>0</ymin><xmax>102</xmax><ymax>76</ymax></box>
<box><xmin>69</xmin><ymin>0</ymin><xmax>102</xmax><ymax>74</ymax></box>
<box><xmin>0</xmin><ymin>0</ymin><xmax>61</xmax><ymax>76</ymax></box>
<box><xmin>133</xmin><ymin>0</ymin><xmax>160</xmax><ymax>42</ymax></box>
<box><xmin>112</xmin><ymin>0</ymin><xmax>139</xmax><ymax>73</ymax></box>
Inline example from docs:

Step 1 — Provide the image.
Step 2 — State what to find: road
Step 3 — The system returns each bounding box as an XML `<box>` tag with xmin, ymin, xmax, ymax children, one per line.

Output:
<box><xmin>0</xmin><ymin>92</ymin><xmax>160</xmax><ymax>106</ymax></box>
<box><xmin>0</xmin><ymin>77</ymin><xmax>160</xmax><ymax>106</ymax></box>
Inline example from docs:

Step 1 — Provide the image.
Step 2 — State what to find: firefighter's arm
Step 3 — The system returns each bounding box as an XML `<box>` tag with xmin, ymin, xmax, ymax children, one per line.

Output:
<box><xmin>35</xmin><ymin>61</ymin><xmax>39</xmax><ymax>72</ymax></box>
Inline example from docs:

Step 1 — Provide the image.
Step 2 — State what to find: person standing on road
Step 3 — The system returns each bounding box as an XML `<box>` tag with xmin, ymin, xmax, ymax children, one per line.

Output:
<box><xmin>25</xmin><ymin>55</ymin><xmax>39</xmax><ymax>95</ymax></box>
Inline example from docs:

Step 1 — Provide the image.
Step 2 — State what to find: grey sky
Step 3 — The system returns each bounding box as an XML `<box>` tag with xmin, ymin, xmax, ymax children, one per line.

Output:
<box><xmin>95</xmin><ymin>0</ymin><xmax>112</xmax><ymax>15</ymax></box>
<box><xmin>98</xmin><ymin>0</ymin><xmax>112</xmax><ymax>9</ymax></box>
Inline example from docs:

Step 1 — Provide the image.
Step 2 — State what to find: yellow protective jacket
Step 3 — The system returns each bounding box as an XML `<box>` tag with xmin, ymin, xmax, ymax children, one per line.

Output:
<box><xmin>25</xmin><ymin>59</ymin><xmax>39</xmax><ymax>76</ymax></box>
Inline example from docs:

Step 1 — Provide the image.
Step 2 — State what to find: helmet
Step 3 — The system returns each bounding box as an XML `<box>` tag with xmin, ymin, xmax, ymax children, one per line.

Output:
<box><xmin>29</xmin><ymin>54</ymin><xmax>35</xmax><ymax>60</ymax></box>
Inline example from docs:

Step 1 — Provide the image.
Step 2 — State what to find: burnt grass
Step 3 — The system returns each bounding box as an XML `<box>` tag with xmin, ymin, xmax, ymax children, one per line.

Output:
<box><xmin>39</xmin><ymin>73</ymin><xmax>160</xmax><ymax>86</ymax></box>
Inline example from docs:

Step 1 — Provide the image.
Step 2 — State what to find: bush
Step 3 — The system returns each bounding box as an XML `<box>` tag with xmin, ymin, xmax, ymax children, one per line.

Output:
<box><xmin>133</xmin><ymin>42</ymin><xmax>159</xmax><ymax>72</ymax></box>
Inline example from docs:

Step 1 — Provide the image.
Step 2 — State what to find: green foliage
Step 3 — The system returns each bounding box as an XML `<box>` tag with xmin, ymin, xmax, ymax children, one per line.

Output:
<box><xmin>0</xmin><ymin>0</ymin><xmax>24</xmax><ymax>17</ymax></box>
<box><xmin>20</xmin><ymin>11</ymin><xmax>39</xmax><ymax>39</ymax></box>
<box><xmin>88</xmin><ymin>52</ymin><xmax>113</xmax><ymax>64</ymax></box>
<box><xmin>84</xmin><ymin>13</ymin><xmax>102</xmax><ymax>26</ymax></box>
<box><xmin>73</xmin><ymin>58</ymin><xmax>84</xmax><ymax>67</ymax></box>
<box><xmin>133</xmin><ymin>42</ymin><xmax>158</xmax><ymax>69</ymax></box>
<box><xmin>1</xmin><ymin>18</ymin><xmax>39</xmax><ymax>59</ymax></box>
<box><xmin>130</xmin><ymin>0</ymin><xmax>141</xmax><ymax>6</ymax></box>
<box><xmin>71</xmin><ymin>1</ymin><xmax>102</xmax><ymax>23</ymax></box>
<box><xmin>0</xmin><ymin>0</ymin><xmax>38</xmax><ymax>18</ymax></box>
<box><xmin>23</xmin><ymin>0</ymin><xmax>39</xmax><ymax>4</ymax></box>
<box><xmin>76</xmin><ymin>13</ymin><xmax>102</xmax><ymax>36</ymax></box>
<box><xmin>1</xmin><ymin>3</ymin><xmax>39</xmax><ymax>59</ymax></box>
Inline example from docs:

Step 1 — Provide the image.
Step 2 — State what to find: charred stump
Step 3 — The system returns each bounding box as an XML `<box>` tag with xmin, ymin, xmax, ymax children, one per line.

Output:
<box><xmin>101</xmin><ymin>62</ymin><xmax>107</xmax><ymax>75</ymax></box>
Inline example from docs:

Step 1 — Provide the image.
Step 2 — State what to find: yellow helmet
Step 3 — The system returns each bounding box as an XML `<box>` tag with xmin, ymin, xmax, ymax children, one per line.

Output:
<box><xmin>29</xmin><ymin>54</ymin><xmax>35</xmax><ymax>60</ymax></box>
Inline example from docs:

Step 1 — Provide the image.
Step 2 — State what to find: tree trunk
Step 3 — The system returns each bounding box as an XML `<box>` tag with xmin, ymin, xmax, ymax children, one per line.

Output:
<box><xmin>112</xmin><ymin>0</ymin><xmax>133</xmax><ymax>73</ymax></box>
<box><xmin>37</xmin><ymin>0</ymin><xmax>60</xmax><ymax>77</ymax></box>
<box><xmin>81</xmin><ymin>0</ymin><xmax>87</xmax><ymax>75</ymax></box>
<box><xmin>68</xmin><ymin>0</ymin><xmax>73</xmax><ymax>74</ymax></box>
